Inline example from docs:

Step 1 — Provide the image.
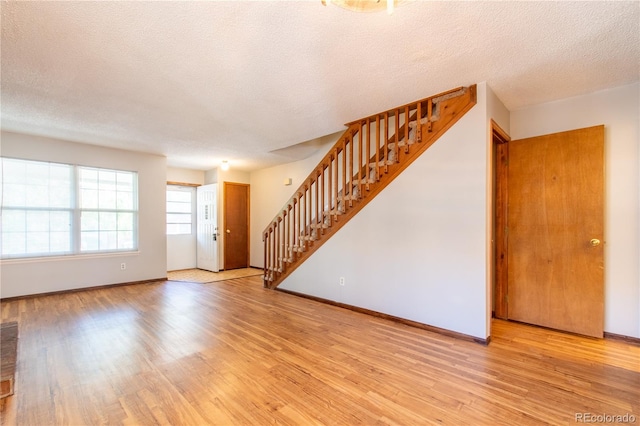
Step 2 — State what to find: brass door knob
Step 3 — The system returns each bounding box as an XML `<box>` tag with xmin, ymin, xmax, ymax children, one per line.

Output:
<box><xmin>226</xmin><ymin>229</ymin><xmax>231</xmax><ymax>234</ymax></box>
<box><xmin>590</xmin><ymin>238</ymin><xmax>601</xmax><ymax>247</ymax></box>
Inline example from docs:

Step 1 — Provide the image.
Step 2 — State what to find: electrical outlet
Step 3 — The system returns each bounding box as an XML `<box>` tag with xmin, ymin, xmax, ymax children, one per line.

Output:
<box><xmin>339</xmin><ymin>277</ymin><xmax>345</xmax><ymax>286</ymax></box>
<box><xmin>120</xmin><ymin>263</ymin><xmax>126</xmax><ymax>270</ymax></box>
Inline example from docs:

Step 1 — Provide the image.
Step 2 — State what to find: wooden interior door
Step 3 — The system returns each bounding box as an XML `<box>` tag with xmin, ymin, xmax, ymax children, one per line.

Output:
<box><xmin>507</xmin><ymin>126</ymin><xmax>604</xmax><ymax>338</ymax></box>
<box><xmin>223</xmin><ymin>182</ymin><xmax>249</xmax><ymax>270</ymax></box>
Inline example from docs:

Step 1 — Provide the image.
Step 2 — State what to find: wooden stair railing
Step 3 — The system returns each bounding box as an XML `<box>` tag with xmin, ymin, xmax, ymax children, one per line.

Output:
<box><xmin>263</xmin><ymin>85</ymin><xmax>477</xmax><ymax>289</ymax></box>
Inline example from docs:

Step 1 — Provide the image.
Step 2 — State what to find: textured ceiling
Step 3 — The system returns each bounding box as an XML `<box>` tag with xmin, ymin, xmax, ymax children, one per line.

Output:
<box><xmin>1</xmin><ymin>1</ymin><xmax>638</xmax><ymax>171</ymax></box>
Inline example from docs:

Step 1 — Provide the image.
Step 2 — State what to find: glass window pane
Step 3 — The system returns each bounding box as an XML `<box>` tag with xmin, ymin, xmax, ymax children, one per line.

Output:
<box><xmin>2</xmin><ymin>159</ymin><xmax>26</xmax><ymax>184</ymax></box>
<box><xmin>167</xmin><ymin>201</ymin><xmax>191</xmax><ymax>213</ymax></box>
<box><xmin>25</xmin><ymin>186</ymin><xmax>49</xmax><ymax>208</ymax></box>
<box><xmin>167</xmin><ymin>223</ymin><xmax>192</xmax><ymax>235</ymax></box>
<box><xmin>50</xmin><ymin>231</ymin><xmax>71</xmax><ymax>252</ymax></box>
<box><xmin>117</xmin><ymin>212</ymin><xmax>133</xmax><ymax>231</ymax></box>
<box><xmin>81</xmin><ymin>231</ymin><xmax>99</xmax><ymax>251</ymax></box>
<box><xmin>26</xmin><ymin>162</ymin><xmax>49</xmax><ymax>186</ymax></box>
<box><xmin>80</xmin><ymin>189</ymin><xmax>98</xmax><ymax>209</ymax></box>
<box><xmin>167</xmin><ymin>213</ymin><xmax>191</xmax><ymax>224</ymax></box>
<box><xmin>50</xmin><ymin>163</ymin><xmax>70</xmax><ymax>181</ymax></box>
<box><xmin>80</xmin><ymin>169</ymin><xmax>99</xmax><ymax>189</ymax></box>
<box><xmin>3</xmin><ymin>184</ymin><xmax>26</xmax><ymax>207</ymax></box>
<box><xmin>99</xmin><ymin>231</ymin><xmax>117</xmax><ymax>250</ymax></box>
<box><xmin>50</xmin><ymin>212</ymin><xmax>71</xmax><ymax>232</ymax></box>
<box><xmin>2</xmin><ymin>159</ymin><xmax>72</xmax><ymax>209</ymax></box>
<box><xmin>117</xmin><ymin>172</ymin><xmax>133</xmax><ymax>191</ymax></box>
<box><xmin>50</xmin><ymin>186</ymin><xmax>71</xmax><ymax>208</ymax></box>
<box><xmin>79</xmin><ymin>167</ymin><xmax>138</xmax><ymax>253</ymax></box>
<box><xmin>99</xmin><ymin>212</ymin><xmax>117</xmax><ymax>231</ymax></box>
<box><xmin>117</xmin><ymin>191</ymin><xmax>133</xmax><ymax>210</ymax></box>
<box><xmin>26</xmin><ymin>211</ymin><xmax>49</xmax><ymax>232</ymax></box>
<box><xmin>99</xmin><ymin>190</ymin><xmax>117</xmax><ymax>209</ymax></box>
<box><xmin>2</xmin><ymin>232</ymin><xmax>26</xmax><ymax>255</ymax></box>
<box><xmin>49</xmin><ymin>165</ymin><xmax>72</xmax><ymax>209</ymax></box>
<box><xmin>177</xmin><ymin>224</ymin><xmax>191</xmax><ymax>234</ymax></box>
<box><xmin>117</xmin><ymin>231</ymin><xmax>134</xmax><ymax>249</ymax></box>
<box><xmin>2</xmin><ymin>210</ymin><xmax>26</xmax><ymax>232</ymax></box>
<box><xmin>26</xmin><ymin>232</ymin><xmax>49</xmax><ymax>253</ymax></box>
<box><xmin>98</xmin><ymin>171</ymin><xmax>117</xmax><ymax>191</ymax></box>
<box><xmin>166</xmin><ymin>185</ymin><xmax>193</xmax><ymax>241</ymax></box>
<box><xmin>167</xmin><ymin>190</ymin><xmax>191</xmax><ymax>203</ymax></box>
<box><xmin>81</xmin><ymin>212</ymin><xmax>99</xmax><ymax>231</ymax></box>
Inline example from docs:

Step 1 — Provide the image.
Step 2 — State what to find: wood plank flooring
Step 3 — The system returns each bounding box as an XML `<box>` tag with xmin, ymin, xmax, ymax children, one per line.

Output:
<box><xmin>0</xmin><ymin>322</ymin><xmax>18</xmax><ymax>399</ymax></box>
<box><xmin>1</xmin><ymin>276</ymin><xmax>638</xmax><ymax>425</ymax></box>
<box><xmin>167</xmin><ymin>267</ymin><xmax>263</xmax><ymax>284</ymax></box>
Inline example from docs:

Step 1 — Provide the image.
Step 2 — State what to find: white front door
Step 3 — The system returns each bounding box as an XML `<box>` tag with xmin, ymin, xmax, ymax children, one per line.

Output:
<box><xmin>197</xmin><ymin>184</ymin><xmax>219</xmax><ymax>272</ymax></box>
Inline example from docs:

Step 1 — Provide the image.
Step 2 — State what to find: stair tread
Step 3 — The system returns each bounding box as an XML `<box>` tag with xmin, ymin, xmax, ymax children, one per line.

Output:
<box><xmin>388</xmin><ymin>138</ymin><xmax>415</xmax><ymax>149</ymax></box>
<box><xmin>369</xmin><ymin>160</ymin><xmax>396</xmax><ymax>167</ymax></box>
<box><xmin>309</xmin><ymin>223</ymin><xmax>329</xmax><ymax>229</ymax></box>
<box><xmin>352</xmin><ymin>178</ymin><xmax>375</xmax><ymax>184</ymax></box>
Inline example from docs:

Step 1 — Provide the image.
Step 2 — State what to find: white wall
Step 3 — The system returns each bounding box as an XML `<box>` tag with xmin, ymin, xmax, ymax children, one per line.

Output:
<box><xmin>510</xmin><ymin>83</ymin><xmax>640</xmax><ymax>338</ymax></box>
<box><xmin>167</xmin><ymin>166</ymin><xmax>205</xmax><ymax>186</ymax></box>
<box><xmin>264</xmin><ymin>83</ymin><xmax>492</xmax><ymax>339</ymax></box>
<box><xmin>0</xmin><ymin>131</ymin><xmax>167</xmax><ymax>298</ymax></box>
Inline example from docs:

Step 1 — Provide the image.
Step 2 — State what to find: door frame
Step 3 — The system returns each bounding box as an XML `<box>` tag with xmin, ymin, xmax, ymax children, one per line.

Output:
<box><xmin>492</xmin><ymin>120</ymin><xmax>510</xmax><ymax>320</ymax></box>
<box><xmin>223</xmin><ymin>182</ymin><xmax>250</xmax><ymax>270</ymax></box>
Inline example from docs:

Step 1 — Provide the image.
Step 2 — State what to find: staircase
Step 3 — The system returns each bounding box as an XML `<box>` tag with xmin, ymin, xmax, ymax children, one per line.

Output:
<box><xmin>263</xmin><ymin>85</ymin><xmax>477</xmax><ymax>289</ymax></box>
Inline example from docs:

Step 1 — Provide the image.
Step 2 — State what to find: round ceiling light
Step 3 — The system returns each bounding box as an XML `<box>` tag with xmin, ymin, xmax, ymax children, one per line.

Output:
<box><xmin>323</xmin><ymin>0</ymin><xmax>405</xmax><ymax>14</ymax></box>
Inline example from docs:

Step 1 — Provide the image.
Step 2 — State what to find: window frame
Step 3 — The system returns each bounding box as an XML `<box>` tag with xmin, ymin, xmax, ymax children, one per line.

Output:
<box><xmin>77</xmin><ymin>165</ymin><xmax>139</xmax><ymax>254</ymax></box>
<box><xmin>1</xmin><ymin>157</ymin><xmax>139</xmax><ymax>260</ymax></box>
<box><xmin>166</xmin><ymin>185</ymin><xmax>194</xmax><ymax>236</ymax></box>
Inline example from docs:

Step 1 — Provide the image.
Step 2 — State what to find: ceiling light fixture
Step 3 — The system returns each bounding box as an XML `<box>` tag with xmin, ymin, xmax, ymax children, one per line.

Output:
<box><xmin>322</xmin><ymin>0</ymin><xmax>399</xmax><ymax>14</ymax></box>
<box><xmin>221</xmin><ymin>160</ymin><xmax>230</xmax><ymax>171</ymax></box>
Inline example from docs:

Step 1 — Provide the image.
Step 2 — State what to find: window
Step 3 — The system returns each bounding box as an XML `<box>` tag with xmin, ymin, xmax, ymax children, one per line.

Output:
<box><xmin>79</xmin><ymin>167</ymin><xmax>137</xmax><ymax>251</ymax></box>
<box><xmin>166</xmin><ymin>187</ymin><xmax>193</xmax><ymax>235</ymax></box>
<box><xmin>0</xmin><ymin>158</ymin><xmax>138</xmax><ymax>259</ymax></box>
<box><xmin>1</xmin><ymin>159</ymin><xmax>73</xmax><ymax>257</ymax></box>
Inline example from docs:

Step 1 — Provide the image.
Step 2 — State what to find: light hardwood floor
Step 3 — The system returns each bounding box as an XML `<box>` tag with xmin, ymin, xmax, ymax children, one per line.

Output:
<box><xmin>1</xmin><ymin>276</ymin><xmax>638</xmax><ymax>425</ymax></box>
<box><xmin>167</xmin><ymin>267</ymin><xmax>263</xmax><ymax>284</ymax></box>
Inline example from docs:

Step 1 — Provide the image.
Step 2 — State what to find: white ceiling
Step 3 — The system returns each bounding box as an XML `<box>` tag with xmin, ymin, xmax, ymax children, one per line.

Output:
<box><xmin>1</xmin><ymin>1</ymin><xmax>638</xmax><ymax>171</ymax></box>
